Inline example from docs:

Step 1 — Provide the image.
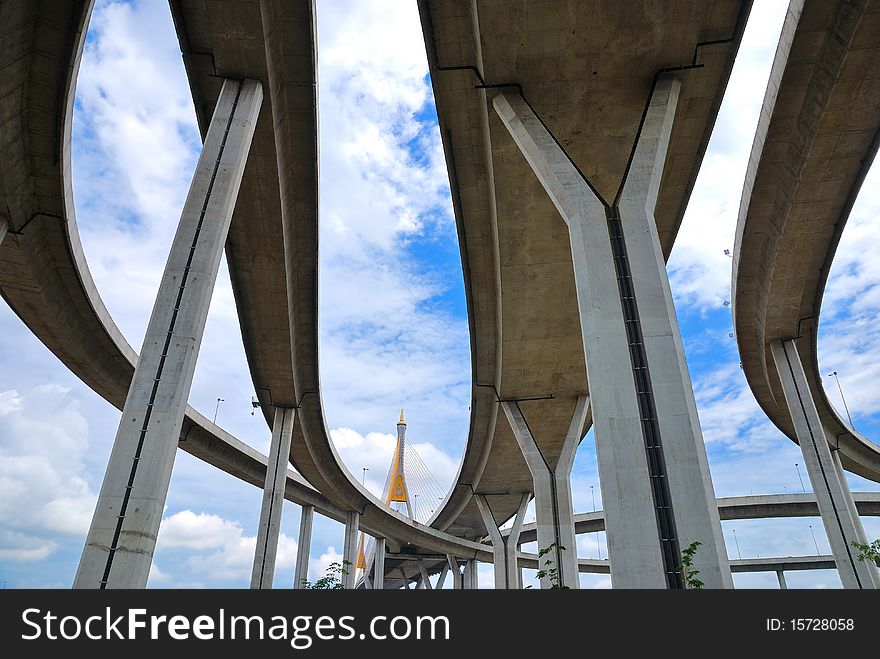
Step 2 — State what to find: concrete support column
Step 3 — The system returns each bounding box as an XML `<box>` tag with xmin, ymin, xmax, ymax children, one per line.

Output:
<box><xmin>463</xmin><ymin>558</ymin><xmax>478</xmax><ymax>590</ymax></box>
<box><xmin>74</xmin><ymin>79</ymin><xmax>262</xmax><ymax>589</ymax></box>
<box><xmin>501</xmin><ymin>396</ymin><xmax>588</xmax><ymax>589</ymax></box>
<box><xmin>776</xmin><ymin>570</ymin><xmax>787</xmax><ymax>590</ymax></box>
<box><xmin>0</xmin><ymin>217</ymin><xmax>7</xmax><ymax>245</ymax></box>
<box><xmin>475</xmin><ymin>492</ymin><xmax>530</xmax><ymax>589</ymax></box>
<box><xmin>293</xmin><ymin>504</ymin><xmax>314</xmax><ymax>588</ymax></box>
<box><xmin>373</xmin><ymin>537</ymin><xmax>385</xmax><ymax>590</ymax></box>
<box><xmin>771</xmin><ymin>339</ymin><xmax>880</xmax><ymax>589</ymax></box>
<box><xmin>493</xmin><ymin>80</ymin><xmax>731</xmax><ymax>589</ymax></box>
<box><xmin>417</xmin><ymin>558</ymin><xmax>432</xmax><ymax>589</ymax></box>
<box><xmin>446</xmin><ymin>554</ymin><xmax>462</xmax><ymax>590</ymax></box>
<box><xmin>343</xmin><ymin>511</ymin><xmax>360</xmax><ymax>589</ymax></box>
<box><xmin>251</xmin><ymin>406</ymin><xmax>295</xmax><ymax>589</ymax></box>
<box><xmin>436</xmin><ymin>563</ymin><xmax>450</xmax><ymax>589</ymax></box>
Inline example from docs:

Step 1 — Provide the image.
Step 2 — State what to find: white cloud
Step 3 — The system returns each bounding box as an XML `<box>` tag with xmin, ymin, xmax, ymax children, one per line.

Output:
<box><xmin>309</xmin><ymin>546</ymin><xmax>343</xmax><ymax>585</ymax></box>
<box><xmin>156</xmin><ymin>509</ymin><xmax>298</xmax><ymax>584</ymax></box>
<box><xmin>0</xmin><ymin>386</ymin><xmax>97</xmax><ymax>543</ymax></box>
<box><xmin>668</xmin><ymin>0</ymin><xmax>789</xmax><ymax>310</ymax></box>
<box><xmin>0</xmin><ymin>532</ymin><xmax>58</xmax><ymax>562</ymax></box>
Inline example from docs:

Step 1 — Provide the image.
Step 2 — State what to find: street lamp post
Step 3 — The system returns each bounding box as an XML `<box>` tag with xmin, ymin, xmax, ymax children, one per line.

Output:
<box><xmin>827</xmin><ymin>371</ymin><xmax>854</xmax><ymax>430</ymax></box>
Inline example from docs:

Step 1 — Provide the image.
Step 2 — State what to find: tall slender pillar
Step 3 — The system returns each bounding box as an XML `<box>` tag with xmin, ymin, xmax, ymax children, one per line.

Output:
<box><xmin>475</xmin><ymin>492</ymin><xmax>529</xmax><ymax>589</ymax></box>
<box><xmin>501</xmin><ymin>396</ymin><xmax>587</xmax><ymax>589</ymax></box>
<box><xmin>0</xmin><ymin>217</ymin><xmax>7</xmax><ymax>245</ymax></box>
<box><xmin>446</xmin><ymin>554</ymin><xmax>462</xmax><ymax>590</ymax></box>
<box><xmin>776</xmin><ymin>570</ymin><xmax>787</xmax><ymax>590</ymax></box>
<box><xmin>771</xmin><ymin>339</ymin><xmax>880</xmax><ymax>589</ymax></box>
<box><xmin>436</xmin><ymin>562</ymin><xmax>450</xmax><ymax>589</ymax></box>
<box><xmin>343</xmin><ymin>511</ymin><xmax>360</xmax><ymax>589</ymax></box>
<box><xmin>493</xmin><ymin>79</ymin><xmax>731</xmax><ymax>589</ymax></box>
<box><xmin>417</xmin><ymin>558</ymin><xmax>432</xmax><ymax>589</ymax></box>
<box><xmin>463</xmin><ymin>558</ymin><xmax>478</xmax><ymax>590</ymax></box>
<box><xmin>74</xmin><ymin>79</ymin><xmax>262</xmax><ymax>589</ymax></box>
<box><xmin>251</xmin><ymin>406</ymin><xmax>295</xmax><ymax>589</ymax></box>
<box><xmin>293</xmin><ymin>504</ymin><xmax>313</xmax><ymax>588</ymax></box>
<box><xmin>373</xmin><ymin>537</ymin><xmax>385</xmax><ymax>590</ymax></box>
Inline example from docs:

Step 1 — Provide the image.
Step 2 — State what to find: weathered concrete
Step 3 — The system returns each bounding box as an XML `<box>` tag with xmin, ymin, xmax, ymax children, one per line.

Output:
<box><xmin>463</xmin><ymin>558</ymin><xmax>478</xmax><ymax>590</ymax></box>
<box><xmin>293</xmin><ymin>504</ymin><xmax>313</xmax><ymax>589</ymax></box>
<box><xmin>771</xmin><ymin>340</ymin><xmax>880</xmax><ymax>589</ymax></box>
<box><xmin>732</xmin><ymin>0</ymin><xmax>880</xmax><ymax>482</ymax></box>
<box><xmin>501</xmin><ymin>396</ymin><xmax>588</xmax><ymax>588</ymax></box>
<box><xmin>373</xmin><ymin>537</ymin><xmax>385</xmax><ymax>590</ymax></box>
<box><xmin>74</xmin><ymin>78</ymin><xmax>263</xmax><ymax>589</ymax></box>
<box><xmin>447</xmin><ymin>554</ymin><xmax>462</xmax><ymax>590</ymax></box>
<box><xmin>493</xmin><ymin>83</ymin><xmax>730</xmax><ymax>589</ymax></box>
<box><xmin>251</xmin><ymin>406</ymin><xmax>295</xmax><ymax>589</ymax></box>
<box><xmin>420</xmin><ymin>0</ymin><xmax>750</xmax><ymax>544</ymax></box>
<box><xmin>343</xmin><ymin>511</ymin><xmax>360</xmax><ymax>589</ymax></box>
<box><xmin>475</xmin><ymin>492</ymin><xmax>529</xmax><ymax>589</ymax></box>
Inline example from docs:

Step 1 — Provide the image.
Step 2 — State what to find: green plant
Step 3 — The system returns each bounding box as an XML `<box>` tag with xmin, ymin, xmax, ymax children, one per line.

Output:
<box><xmin>300</xmin><ymin>560</ymin><xmax>352</xmax><ymax>589</ymax></box>
<box><xmin>679</xmin><ymin>541</ymin><xmax>704</xmax><ymax>589</ymax></box>
<box><xmin>851</xmin><ymin>539</ymin><xmax>880</xmax><ymax>567</ymax></box>
<box><xmin>534</xmin><ymin>542</ymin><xmax>569</xmax><ymax>589</ymax></box>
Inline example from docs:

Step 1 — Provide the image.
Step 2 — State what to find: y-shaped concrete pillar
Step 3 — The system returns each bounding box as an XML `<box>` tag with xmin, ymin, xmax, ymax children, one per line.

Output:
<box><xmin>501</xmin><ymin>396</ymin><xmax>588</xmax><ymax>589</ymax></box>
<box><xmin>251</xmin><ymin>406</ymin><xmax>295</xmax><ymax>589</ymax></box>
<box><xmin>343</xmin><ymin>511</ymin><xmax>360</xmax><ymax>589</ymax></box>
<box><xmin>493</xmin><ymin>78</ymin><xmax>731</xmax><ymax>589</ymax></box>
<box><xmin>74</xmin><ymin>79</ymin><xmax>262</xmax><ymax>589</ymax></box>
<box><xmin>293</xmin><ymin>504</ymin><xmax>313</xmax><ymax>588</ymax></box>
<box><xmin>475</xmin><ymin>493</ymin><xmax>530</xmax><ymax>589</ymax></box>
<box><xmin>771</xmin><ymin>339</ymin><xmax>880</xmax><ymax>589</ymax></box>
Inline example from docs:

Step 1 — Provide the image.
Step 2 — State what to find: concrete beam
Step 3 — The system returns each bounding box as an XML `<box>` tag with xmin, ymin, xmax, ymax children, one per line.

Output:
<box><xmin>293</xmin><ymin>504</ymin><xmax>313</xmax><ymax>588</ymax></box>
<box><xmin>251</xmin><ymin>406</ymin><xmax>295</xmax><ymax>589</ymax></box>
<box><xmin>343</xmin><ymin>511</ymin><xmax>360</xmax><ymax>589</ymax></box>
<box><xmin>493</xmin><ymin>82</ymin><xmax>731</xmax><ymax>589</ymax></box>
<box><xmin>475</xmin><ymin>492</ymin><xmax>529</xmax><ymax>589</ymax></box>
<box><xmin>501</xmin><ymin>397</ymin><xmax>587</xmax><ymax>589</ymax></box>
<box><xmin>771</xmin><ymin>339</ymin><xmax>880</xmax><ymax>589</ymax></box>
<box><xmin>74</xmin><ymin>78</ymin><xmax>262</xmax><ymax>589</ymax></box>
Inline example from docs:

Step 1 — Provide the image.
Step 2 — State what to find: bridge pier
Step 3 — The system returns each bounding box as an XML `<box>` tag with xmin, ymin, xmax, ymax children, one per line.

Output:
<box><xmin>502</xmin><ymin>397</ymin><xmax>587</xmax><ymax>589</ymax></box>
<box><xmin>343</xmin><ymin>511</ymin><xmax>360</xmax><ymax>589</ymax></box>
<box><xmin>372</xmin><ymin>537</ymin><xmax>386</xmax><ymax>590</ymax></box>
<box><xmin>776</xmin><ymin>570</ymin><xmax>787</xmax><ymax>589</ymax></box>
<box><xmin>463</xmin><ymin>558</ymin><xmax>478</xmax><ymax>589</ymax></box>
<box><xmin>475</xmin><ymin>492</ymin><xmax>529</xmax><ymax>589</ymax></box>
<box><xmin>293</xmin><ymin>504</ymin><xmax>314</xmax><ymax>588</ymax></box>
<box><xmin>251</xmin><ymin>406</ymin><xmax>295</xmax><ymax>589</ymax></box>
<box><xmin>0</xmin><ymin>218</ymin><xmax>7</xmax><ymax>245</ymax></box>
<box><xmin>74</xmin><ymin>79</ymin><xmax>262</xmax><ymax>589</ymax></box>
<box><xmin>493</xmin><ymin>78</ymin><xmax>731</xmax><ymax>589</ymax></box>
<box><xmin>770</xmin><ymin>339</ymin><xmax>880</xmax><ymax>589</ymax></box>
<box><xmin>446</xmin><ymin>554</ymin><xmax>463</xmax><ymax>589</ymax></box>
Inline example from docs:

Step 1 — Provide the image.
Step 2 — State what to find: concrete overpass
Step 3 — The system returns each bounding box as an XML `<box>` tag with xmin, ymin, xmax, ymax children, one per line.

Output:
<box><xmin>1</xmin><ymin>0</ymin><xmax>879</xmax><ymax>590</ymax></box>
<box><xmin>732</xmin><ymin>0</ymin><xmax>880</xmax><ymax>588</ymax></box>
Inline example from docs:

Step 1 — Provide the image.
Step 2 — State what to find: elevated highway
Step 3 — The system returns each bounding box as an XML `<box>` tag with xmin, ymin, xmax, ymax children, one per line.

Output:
<box><xmin>733</xmin><ymin>0</ymin><xmax>880</xmax><ymax>481</ymax></box>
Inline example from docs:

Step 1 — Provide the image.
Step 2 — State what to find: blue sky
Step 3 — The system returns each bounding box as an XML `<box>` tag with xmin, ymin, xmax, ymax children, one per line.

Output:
<box><xmin>1</xmin><ymin>0</ymin><xmax>878</xmax><ymax>590</ymax></box>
